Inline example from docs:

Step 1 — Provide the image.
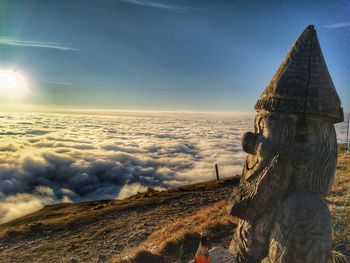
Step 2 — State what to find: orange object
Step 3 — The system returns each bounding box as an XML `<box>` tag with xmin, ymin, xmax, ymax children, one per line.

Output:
<box><xmin>194</xmin><ymin>244</ymin><xmax>210</xmax><ymax>263</ymax></box>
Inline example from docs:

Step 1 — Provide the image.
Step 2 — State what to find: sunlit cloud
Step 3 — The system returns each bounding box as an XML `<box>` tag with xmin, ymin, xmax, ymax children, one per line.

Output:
<box><xmin>0</xmin><ymin>37</ymin><xmax>79</xmax><ymax>51</ymax></box>
<box><xmin>324</xmin><ymin>22</ymin><xmax>350</xmax><ymax>29</ymax></box>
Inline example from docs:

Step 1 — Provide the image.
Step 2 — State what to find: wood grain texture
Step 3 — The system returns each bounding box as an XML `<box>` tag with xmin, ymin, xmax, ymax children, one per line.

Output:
<box><xmin>227</xmin><ymin>25</ymin><xmax>343</xmax><ymax>263</ymax></box>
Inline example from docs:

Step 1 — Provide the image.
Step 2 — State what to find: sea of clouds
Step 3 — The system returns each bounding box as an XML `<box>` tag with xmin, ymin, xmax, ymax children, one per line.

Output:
<box><xmin>0</xmin><ymin>111</ymin><xmax>348</xmax><ymax>223</ymax></box>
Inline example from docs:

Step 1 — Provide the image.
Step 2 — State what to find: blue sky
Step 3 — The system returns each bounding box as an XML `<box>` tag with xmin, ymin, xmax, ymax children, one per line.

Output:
<box><xmin>0</xmin><ymin>0</ymin><xmax>349</xmax><ymax>112</ymax></box>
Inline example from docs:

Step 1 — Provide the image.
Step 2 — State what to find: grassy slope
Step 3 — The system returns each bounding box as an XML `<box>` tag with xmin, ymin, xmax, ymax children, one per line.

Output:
<box><xmin>0</xmin><ymin>177</ymin><xmax>239</xmax><ymax>263</ymax></box>
<box><xmin>328</xmin><ymin>150</ymin><xmax>350</xmax><ymax>257</ymax></box>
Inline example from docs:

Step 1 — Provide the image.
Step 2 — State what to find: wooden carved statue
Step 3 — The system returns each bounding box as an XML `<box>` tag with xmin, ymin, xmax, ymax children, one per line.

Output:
<box><xmin>227</xmin><ymin>25</ymin><xmax>344</xmax><ymax>263</ymax></box>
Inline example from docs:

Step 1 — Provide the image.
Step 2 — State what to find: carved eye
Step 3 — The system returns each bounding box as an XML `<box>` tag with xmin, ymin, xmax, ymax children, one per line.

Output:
<box><xmin>254</xmin><ymin>116</ymin><xmax>260</xmax><ymax>133</ymax></box>
<box><xmin>257</xmin><ymin>117</ymin><xmax>266</xmax><ymax>134</ymax></box>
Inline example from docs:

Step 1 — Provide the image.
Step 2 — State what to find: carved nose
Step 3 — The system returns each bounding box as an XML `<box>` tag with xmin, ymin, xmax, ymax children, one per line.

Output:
<box><xmin>241</xmin><ymin>132</ymin><xmax>258</xmax><ymax>154</ymax></box>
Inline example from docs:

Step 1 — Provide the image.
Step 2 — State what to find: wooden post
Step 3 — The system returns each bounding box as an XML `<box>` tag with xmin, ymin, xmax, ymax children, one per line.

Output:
<box><xmin>215</xmin><ymin>164</ymin><xmax>220</xmax><ymax>181</ymax></box>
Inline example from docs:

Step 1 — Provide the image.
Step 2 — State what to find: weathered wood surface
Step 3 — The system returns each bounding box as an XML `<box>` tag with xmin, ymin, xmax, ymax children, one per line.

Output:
<box><xmin>227</xmin><ymin>25</ymin><xmax>343</xmax><ymax>263</ymax></box>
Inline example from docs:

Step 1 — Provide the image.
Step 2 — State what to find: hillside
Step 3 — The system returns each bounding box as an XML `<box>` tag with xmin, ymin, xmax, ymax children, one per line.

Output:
<box><xmin>0</xmin><ymin>176</ymin><xmax>239</xmax><ymax>262</ymax></box>
<box><xmin>0</xmin><ymin>150</ymin><xmax>349</xmax><ymax>263</ymax></box>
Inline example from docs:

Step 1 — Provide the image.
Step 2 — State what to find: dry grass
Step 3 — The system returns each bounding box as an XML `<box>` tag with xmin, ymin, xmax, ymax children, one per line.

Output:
<box><xmin>142</xmin><ymin>201</ymin><xmax>236</xmax><ymax>251</ymax></box>
<box><xmin>116</xmin><ymin>201</ymin><xmax>237</xmax><ymax>262</ymax></box>
<box><xmin>0</xmin><ymin>178</ymin><xmax>238</xmax><ymax>263</ymax></box>
<box><xmin>328</xmin><ymin>150</ymin><xmax>350</xmax><ymax>258</ymax></box>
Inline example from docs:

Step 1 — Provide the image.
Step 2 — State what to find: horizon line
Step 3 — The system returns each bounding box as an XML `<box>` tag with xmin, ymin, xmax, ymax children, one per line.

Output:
<box><xmin>0</xmin><ymin>106</ymin><xmax>255</xmax><ymax>116</ymax></box>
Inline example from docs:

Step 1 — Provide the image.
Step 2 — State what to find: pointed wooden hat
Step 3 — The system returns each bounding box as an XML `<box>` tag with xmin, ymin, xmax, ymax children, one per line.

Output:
<box><xmin>255</xmin><ymin>25</ymin><xmax>344</xmax><ymax>123</ymax></box>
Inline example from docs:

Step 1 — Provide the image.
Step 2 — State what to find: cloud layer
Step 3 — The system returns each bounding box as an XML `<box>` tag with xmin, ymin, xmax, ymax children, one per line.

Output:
<box><xmin>0</xmin><ymin>112</ymin><xmax>346</xmax><ymax>223</ymax></box>
<box><xmin>0</xmin><ymin>112</ymin><xmax>251</xmax><ymax>223</ymax></box>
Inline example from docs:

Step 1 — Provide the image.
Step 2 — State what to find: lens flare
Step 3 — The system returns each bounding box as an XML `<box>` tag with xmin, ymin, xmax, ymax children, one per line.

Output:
<box><xmin>0</xmin><ymin>69</ymin><xmax>30</xmax><ymax>99</ymax></box>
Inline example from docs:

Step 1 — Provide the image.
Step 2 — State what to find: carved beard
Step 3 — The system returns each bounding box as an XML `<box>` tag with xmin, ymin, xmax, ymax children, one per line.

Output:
<box><xmin>245</xmin><ymin>154</ymin><xmax>259</xmax><ymax>171</ymax></box>
<box><xmin>242</xmin><ymin>141</ymin><xmax>271</xmax><ymax>180</ymax></box>
<box><xmin>227</xmin><ymin>149</ymin><xmax>292</xmax><ymax>222</ymax></box>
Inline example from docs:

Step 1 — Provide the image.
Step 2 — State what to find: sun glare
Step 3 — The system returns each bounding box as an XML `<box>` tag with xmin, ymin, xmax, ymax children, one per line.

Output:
<box><xmin>0</xmin><ymin>69</ymin><xmax>30</xmax><ymax>99</ymax></box>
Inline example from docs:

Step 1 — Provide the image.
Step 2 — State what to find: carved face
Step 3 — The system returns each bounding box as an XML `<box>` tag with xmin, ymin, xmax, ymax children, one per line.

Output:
<box><xmin>240</xmin><ymin>111</ymin><xmax>337</xmax><ymax>195</ymax></box>
<box><xmin>240</xmin><ymin>112</ymin><xmax>292</xmax><ymax>181</ymax></box>
<box><xmin>227</xmin><ymin>112</ymin><xmax>296</xmax><ymax>219</ymax></box>
<box><xmin>228</xmin><ymin>112</ymin><xmax>338</xmax><ymax>219</ymax></box>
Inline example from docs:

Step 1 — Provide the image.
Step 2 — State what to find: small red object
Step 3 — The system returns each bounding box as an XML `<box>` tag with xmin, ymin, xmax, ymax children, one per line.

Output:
<box><xmin>194</xmin><ymin>241</ymin><xmax>210</xmax><ymax>263</ymax></box>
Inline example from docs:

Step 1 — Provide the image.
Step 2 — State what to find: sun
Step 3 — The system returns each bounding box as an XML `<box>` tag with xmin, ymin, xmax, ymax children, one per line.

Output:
<box><xmin>0</xmin><ymin>69</ymin><xmax>30</xmax><ymax>99</ymax></box>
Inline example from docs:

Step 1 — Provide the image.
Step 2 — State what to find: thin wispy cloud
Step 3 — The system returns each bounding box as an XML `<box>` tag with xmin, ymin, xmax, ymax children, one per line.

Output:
<box><xmin>0</xmin><ymin>37</ymin><xmax>79</xmax><ymax>51</ymax></box>
<box><xmin>40</xmin><ymin>81</ymin><xmax>73</xmax><ymax>86</ymax></box>
<box><xmin>118</xmin><ymin>0</ymin><xmax>198</xmax><ymax>11</ymax></box>
<box><xmin>324</xmin><ymin>22</ymin><xmax>350</xmax><ymax>29</ymax></box>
